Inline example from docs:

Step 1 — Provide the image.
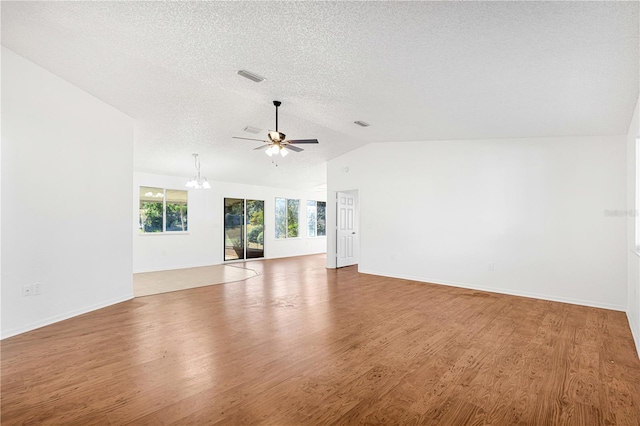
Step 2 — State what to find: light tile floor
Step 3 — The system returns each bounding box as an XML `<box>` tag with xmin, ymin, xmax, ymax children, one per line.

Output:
<box><xmin>133</xmin><ymin>264</ymin><xmax>258</xmax><ymax>297</ymax></box>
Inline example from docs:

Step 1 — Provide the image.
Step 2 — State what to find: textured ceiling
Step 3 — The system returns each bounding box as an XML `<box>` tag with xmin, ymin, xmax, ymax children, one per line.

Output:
<box><xmin>2</xmin><ymin>1</ymin><xmax>638</xmax><ymax>191</ymax></box>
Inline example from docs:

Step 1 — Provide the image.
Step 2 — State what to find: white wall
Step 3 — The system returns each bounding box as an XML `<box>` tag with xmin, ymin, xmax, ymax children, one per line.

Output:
<box><xmin>134</xmin><ymin>172</ymin><xmax>326</xmax><ymax>273</ymax></box>
<box><xmin>1</xmin><ymin>47</ymin><xmax>134</xmax><ymax>338</ymax></box>
<box><xmin>1</xmin><ymin>47</ymin><xmax>3</xmax><ymax>337</ymax></box>
<box><xmin>626</xmin><ymin>94</ymin><xmax>640</xmax><ymax>357</ymax></box>
<box><xmin>328</xmin><ymin>135</ymin><xmax>627</xmax><ymax>311</ymax></box>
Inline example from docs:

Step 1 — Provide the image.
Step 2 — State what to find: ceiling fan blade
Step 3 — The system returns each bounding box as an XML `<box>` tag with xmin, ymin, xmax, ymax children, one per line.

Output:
<box><xmin>254</xmin><ymin>145</ymin><xmax>269</xmax><ymax>151</ymax></box>
<box><xmin>233</xmin><ymin>136</ymin><xmax>269</xmax><ymax>142</ymax></box>
<box><xmin>284</xmin><ymin>144</ymin><xmax>304</xmax><ymax>152</ymax></box>
<box><xmin>287</xmin><ymin>139</ymin><xmax>319</xmax><ymax>144</ymax></box>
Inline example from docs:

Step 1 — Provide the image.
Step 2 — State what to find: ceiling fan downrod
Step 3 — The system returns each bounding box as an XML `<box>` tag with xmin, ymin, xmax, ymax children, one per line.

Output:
<box><xmin>273</xmin><ymin>100</ymin><xmax>281</xmax><ymax>131</ymax></box>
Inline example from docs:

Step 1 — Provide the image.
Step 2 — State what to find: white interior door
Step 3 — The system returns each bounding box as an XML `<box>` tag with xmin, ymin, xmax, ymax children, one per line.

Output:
<box><xmin>337</xmin><ymin>191</ymin><xmax>358</xmax><ymax>267</ymax></box>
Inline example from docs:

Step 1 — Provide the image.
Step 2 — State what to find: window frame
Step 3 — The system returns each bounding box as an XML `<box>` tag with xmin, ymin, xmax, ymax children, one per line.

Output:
<box><xmin>307</xmin><ymin>200</ymin><xmax>327</xmax><ymax>238</ymax></box>
<box><xmin>139</xmin><ymin>186</ymin><xmax>189</xmax><ymax>234</ymax></box>
<box><xmin>275</xmin><ymin>197</ymin><xmax>300</xmax><ymax>239</ymax></box>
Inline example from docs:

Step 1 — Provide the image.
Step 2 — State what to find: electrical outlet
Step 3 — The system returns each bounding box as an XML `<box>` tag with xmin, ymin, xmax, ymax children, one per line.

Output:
<box><xmin>488</xmin><ymin>263</ymin><xmax>495</xmax><ymax>271</ymax></box>
<box><xmin>22</xmin><ymin>284</ymin><xmax>33</xmax><ymax>297</ymax></box>
<box><xmin>33</xmin><ymin>283</ymin><xmax>42</xmax><ymax>295</ymax></box>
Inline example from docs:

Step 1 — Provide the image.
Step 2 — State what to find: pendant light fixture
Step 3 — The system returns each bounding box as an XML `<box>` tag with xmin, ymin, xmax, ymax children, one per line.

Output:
<box><xmin>185</xmin><ymin>153</ymin><xmax>211</xmax><ymax>189</ymax></box>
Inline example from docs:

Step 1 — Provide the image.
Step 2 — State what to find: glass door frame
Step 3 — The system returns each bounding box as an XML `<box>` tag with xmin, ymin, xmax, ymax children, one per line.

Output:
<box><xmin>223</xmin><ymin>197</ymin><xmax>265</xmax><ymax>262</ymax></box>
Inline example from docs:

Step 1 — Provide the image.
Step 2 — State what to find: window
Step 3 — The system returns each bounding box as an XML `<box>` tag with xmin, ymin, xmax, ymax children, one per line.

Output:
<box><xmin>139</xmin><ymin>186</ymin><xmax>188</xmax><ymax>233</ymax></box>
<box><xmin>166</xmin><ymin>190</ymin><xmax>188</xmax><ymax>231</ymax></box>
<box><xmin>275</xmin><ymin>197</ymin><xmax>299</xmax><ymax>238</ymax></box>
<box><xmin>307</xmin><ymin>200</ymin><xmax>326</xmax><ymax>237</ymax></box>
<box><xmin>139</xmin><ymin>187</ymin><xmax>164</xmax><ymax>232</ymax></box>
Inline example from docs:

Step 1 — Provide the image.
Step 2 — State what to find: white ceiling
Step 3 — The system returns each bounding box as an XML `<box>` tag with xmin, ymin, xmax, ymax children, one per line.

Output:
<box><xmin>2</xmin><ymin>1</ymin><xmax>638</xmax><ymax>191</ymax></box>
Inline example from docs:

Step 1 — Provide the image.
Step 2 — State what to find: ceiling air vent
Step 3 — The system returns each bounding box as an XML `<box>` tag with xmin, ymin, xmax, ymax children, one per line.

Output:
<box><xmin>243</xmin><ymin>126</ymin><xmax>262</xmax><ymax>134</ymax></box>
<box><xmin>354</xmin><ymin>120</ymin><xmax>370</xmax><ymax>127</ymax></box>
<box><xmin>237</xmin><ymin>69</ymin><xmax>266</xmax><ymax>83</ymax></box>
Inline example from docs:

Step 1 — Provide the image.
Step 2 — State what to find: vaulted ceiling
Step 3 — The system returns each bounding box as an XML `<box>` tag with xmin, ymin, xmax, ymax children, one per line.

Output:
<box><xmin>2</xmin><ymin>1</ymin><xmax>638</xmax><ymax>190</ymax></box>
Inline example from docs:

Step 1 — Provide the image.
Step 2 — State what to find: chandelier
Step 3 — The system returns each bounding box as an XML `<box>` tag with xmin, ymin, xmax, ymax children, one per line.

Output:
<box><xmin>185</xmin><ymin>153</ymin><xmax>211</xmax><ymax>189</ymax></box>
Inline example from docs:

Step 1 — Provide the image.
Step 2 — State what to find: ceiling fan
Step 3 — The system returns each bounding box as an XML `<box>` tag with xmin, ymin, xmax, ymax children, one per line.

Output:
<box><xmin>233</xmin><ymin>101</ymin><xmax>319</xmax><ymax>157</ymax></box>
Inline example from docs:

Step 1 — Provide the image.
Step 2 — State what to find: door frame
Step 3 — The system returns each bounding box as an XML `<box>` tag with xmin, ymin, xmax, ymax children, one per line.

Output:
<box><xmin>223</xmin><ymin>197</ymin><xmax>265</xmax><ymax>262</ymax></box>
<box><xmin>327</xmin><ymin>189</ymin><xmax>359</xmax><ymax>269</ymax></box>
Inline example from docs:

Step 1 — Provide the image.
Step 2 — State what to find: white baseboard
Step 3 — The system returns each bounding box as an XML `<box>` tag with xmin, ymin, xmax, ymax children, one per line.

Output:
<box><xmin>1</xmin><ymin>294</ymin><xmax>134</xmax><ymax>340</ymax></box>
<box><xmin>627</xmin><ymin>311</ymin><xmax>640</xmax><ymax>360</ymax></box>
<box><xmin>358</xmin><ymin>268</ymin><xmax>626</xmax><ymax>312</ymax></box>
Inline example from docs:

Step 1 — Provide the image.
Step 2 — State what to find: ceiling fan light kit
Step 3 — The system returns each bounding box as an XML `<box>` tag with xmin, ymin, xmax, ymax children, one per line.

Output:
<box><xmin>185</xmin><ymin>153</ymin><xmax>211</xmax><ymax>189</ymax></box>
<box><xmin>232</xmin><ymin>100</ymin><xmax>319</xmax><ymax>158</ymax></box>
<box><xmin>265</xmin><ymin>144</ymin><xmax>289</xmax><ymax>157</ymax></box>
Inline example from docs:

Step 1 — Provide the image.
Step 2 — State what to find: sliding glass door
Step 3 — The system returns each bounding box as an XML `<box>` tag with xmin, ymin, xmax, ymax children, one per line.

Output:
<box><xmin>224</xmin><ymin>198</ymin><xmax>264</xmax><ymax>261</ymax></box>
<box><xmin>246</xmin><ymin>200</ymin><xmax>264</xmax><ymax>259</ymax></box>
<box><xmin>224</xmin><ymin>198</ymin><xmax>244</xmax><ymax>261</ymax></box>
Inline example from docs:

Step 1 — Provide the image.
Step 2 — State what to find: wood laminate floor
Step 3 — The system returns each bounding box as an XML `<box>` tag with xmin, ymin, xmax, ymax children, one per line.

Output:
<box><xmin>2</xmin><ymin>254</ymin><xmax>639</xmax><ymax>425</ymax></box>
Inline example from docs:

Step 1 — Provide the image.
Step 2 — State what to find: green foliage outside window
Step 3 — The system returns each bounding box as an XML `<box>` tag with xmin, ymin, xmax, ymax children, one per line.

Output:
<box><xmin>275</xmin><ymin>198</ymin><xmax>287</xmax><ymax>239</ymax></box>
<box><xmin>247</xmin><ymin>200</ymin><xmax>264</xmax><ymax>245</ymax></box>
<box><xmin>166</xmin><ymin>203</ymin><xmax>188</xmax><ymax>231</ymax></box>
<box><xmin>140</xmin><ymin>201</ymin><xmax>163</xmax><ymax>232</ymax></box>
<box><xmin>317</xmin><ymin>201</ymin><xmax>326</xmax><ymax>236</ymax></box>
<box><xmin>247</xmin><ymin>225</ymin><xmax>264</xmax><ymax>245</ymax></box>
<box><xmin>287</xmin><ymin>199</ymin><xmax>299</xmax><ymax>238</ymax></box>
<box><xmin>275</xmin><ymin>197</ymin><xmax>299</xmax><ymax>238</ymax></box>
<box><xmin>139</xmin><ymin>186</ymin><xmax>188</xmax><ymax>233</ymax></box>
<box><xmin>247</xmin><ymin>200</ymin><xmax>264</xmax><ymax>226</ymax></box>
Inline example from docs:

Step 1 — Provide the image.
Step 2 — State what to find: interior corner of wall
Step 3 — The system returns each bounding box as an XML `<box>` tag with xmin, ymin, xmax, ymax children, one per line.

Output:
<box><xmin>627</xmin><ymin>310</ymin><xmax>640</xmax><ymax>360</ymax></box>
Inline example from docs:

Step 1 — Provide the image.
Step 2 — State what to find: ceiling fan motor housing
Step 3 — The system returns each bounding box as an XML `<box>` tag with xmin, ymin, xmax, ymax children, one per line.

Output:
<box><xmin>268</xmin><ymin>131</ymin><xmax>286</xmax><ymax>142</ymax></box>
